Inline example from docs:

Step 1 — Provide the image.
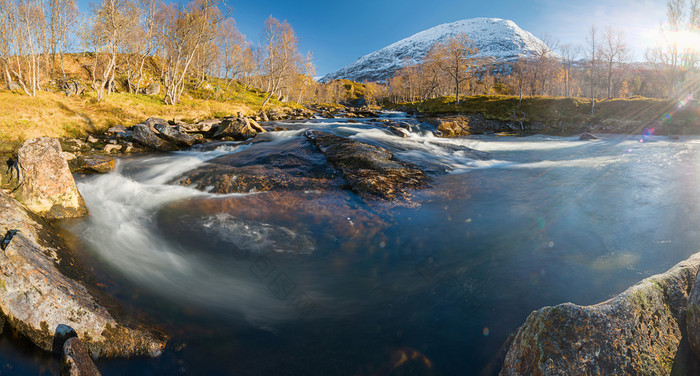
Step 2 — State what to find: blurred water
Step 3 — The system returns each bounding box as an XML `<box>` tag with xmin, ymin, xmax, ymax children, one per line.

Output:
<box><xmin>45</xmin><ymin>120</ymin><xmax>700</xmax><ymax>375</ymax></box>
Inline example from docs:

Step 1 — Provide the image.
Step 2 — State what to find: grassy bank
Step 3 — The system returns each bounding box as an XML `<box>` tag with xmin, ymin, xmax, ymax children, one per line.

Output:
<box><xmin>0</xmin><ymin>88</ymin><xmax>281</xmax><ymax>155</ymax></box>
<box><xmin>395</xmin><ymin>95</ymin><xmax>700</xmax><ymax>134</ymax></box>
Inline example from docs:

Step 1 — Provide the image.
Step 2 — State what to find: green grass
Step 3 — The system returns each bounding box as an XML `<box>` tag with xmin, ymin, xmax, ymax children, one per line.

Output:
<box><xmin>394</xmin><ymin>95</ymin><xmax>700</xmax><ymax>131</ymax></box>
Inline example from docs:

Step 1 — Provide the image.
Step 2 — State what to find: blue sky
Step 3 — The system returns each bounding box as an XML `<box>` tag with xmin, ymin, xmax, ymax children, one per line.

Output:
<box><xmin>77</xmin><ymin>0</ymin><xmax>668</xmax><ymax>75</ymax></box>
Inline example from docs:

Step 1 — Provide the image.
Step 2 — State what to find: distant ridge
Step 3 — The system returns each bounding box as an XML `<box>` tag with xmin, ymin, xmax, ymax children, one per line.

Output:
<box><xmin>321</xmin><ymin>18</ymin><xmax>548</xmax><ymax>83</ymax></box>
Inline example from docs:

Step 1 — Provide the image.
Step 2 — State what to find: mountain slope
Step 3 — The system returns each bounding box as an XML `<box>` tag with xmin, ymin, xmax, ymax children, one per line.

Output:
<box><xmin>322</xmin><ymin>18</ymin><xmax>549</xmax><ymax>83</ymax></box>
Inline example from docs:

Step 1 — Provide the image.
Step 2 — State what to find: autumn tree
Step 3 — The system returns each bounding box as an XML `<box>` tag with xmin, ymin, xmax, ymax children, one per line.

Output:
<box><xmin>431</xmin><ymin>33</ymin><xmax>478</xmax><ymax>104</ymax></box>
<box><xmin>90</xmin><ymin>0</ymin><xmax>135</xmax><ymax>101</ymax></box>
<box><xmin>260</xmin><ymin>15</ymin><xmax>301</xmax><ymax>107</ymax></box>
<box><xmin>159</xmin><ymin>0</ymin><xmax>222</xmax><ymax>105</ymax></box>
<box><xmin>559</xmin><ymin>43</ymin><xmax>579</xmax><ymax>97</ymax></box>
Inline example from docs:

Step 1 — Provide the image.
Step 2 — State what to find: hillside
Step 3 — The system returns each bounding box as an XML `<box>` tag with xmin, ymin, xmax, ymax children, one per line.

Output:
<box><xmin>322</xmin><ymin>18</ymin><xmax>548</xmax><ymax>83</ymax></box>
<box><xmin>0</xmin><ymin>54</ymin><xmax>293</xmax><ymax>154</ymax></box>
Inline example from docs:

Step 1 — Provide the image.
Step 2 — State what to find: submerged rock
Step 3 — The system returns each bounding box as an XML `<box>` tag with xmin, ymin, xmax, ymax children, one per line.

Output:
<box><xmin>305</xmin><ymin>130</ymin><xmax>429</xmax><ymax>200</ymax></box>
<box><xmin>501</xmin><ymin>252</ymin><xmax>700</xmax><ymax>375</ymax></box>
<box><xmin>579</xmin><ymin>132</ymin><xmax>599</xmax><ymax>140</ymax></box>
<box><xmin>15</xmin><ymin>137</ymin><xmax>88</xmax><ymax>219</ymax></box>
<box><xmin>173</xmin><ymin>137</ymin><xmax>339</xmax><ymax>194</ymax></box>
<box><xmin>0</xmin><ymin>190</ymin><xmax>167</xmax><ymax>357</ymax></box>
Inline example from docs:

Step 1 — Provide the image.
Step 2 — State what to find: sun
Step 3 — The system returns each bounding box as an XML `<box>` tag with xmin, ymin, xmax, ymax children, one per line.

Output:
<box><xmin>666</xmin><ymin>29</ymin><xmax>700</xmax><ymax>52</ymax></box>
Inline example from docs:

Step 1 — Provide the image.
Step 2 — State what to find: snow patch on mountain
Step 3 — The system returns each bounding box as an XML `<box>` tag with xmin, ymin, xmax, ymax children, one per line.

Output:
<box><xmin>321</xmin><ymin>18</ymin><xmax>549</xmax><ymax>83</ymax></box>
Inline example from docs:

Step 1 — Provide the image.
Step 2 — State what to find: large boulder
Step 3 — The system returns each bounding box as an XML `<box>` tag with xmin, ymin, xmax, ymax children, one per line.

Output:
<box><xmin>154</xmin><ymin>123</ymin><xmax>196</xmax><ymax>147</ymax></box>
<box><xmin>685</xmin><ymin>258</ymin><xmax>700</xmax><ymax>359</ymax></box>
<box><xmin>305</xmin><ymin>130</ymin><xmax>429</xmax><ymax>200</ymax></box>
<box><xmin>501</xmin><ymin>252</ymin><xmax>700</xmax><ymax>375</ymax></box>
<box><xmin>211</xmin><ymin>117</ymin><xmax>266</xmax><ymax>140</ymax></box>
<box><xmin>131</xmin><ymin>124</ymin><xmax>175</xmax><ymax>151</ymax></box>
<box><xmin>0</xmin><ymin>190</ymin><xmax>167</xmax><ymax>357</ymax></box>
<box><xmin>15</xmin><ymin>137</ymin><xmax>88</xmax><ymax>219</ymax></box>
<box><xmin>425</xmin><ymin>115</ymin><xmax>513</xmax><ymax>137</ymax></box>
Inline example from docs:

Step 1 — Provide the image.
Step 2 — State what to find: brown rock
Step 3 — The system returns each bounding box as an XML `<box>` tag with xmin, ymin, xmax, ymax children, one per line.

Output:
<box><xmin>501</xmin><ymin>252</ymin><xmax>700</xmax><ymax>375</ymax></box>
<box><xmin>305</xmin><ymin>130</ymin><xmax>429</xmax><ymax>200</ymax></box>
<box><xmin>71</xmin><ymin>155</ymin><xmax>115</xmax><ymax>174</ymax></box>
<box><xmin>172</xmin><ymin>137</ymin><xmax>338</xmax><ymax>194</ymax></box>
<box><xmin>211</xmin><ymin>117</ymin><xmax>265</xmax><ymax>140</ymax></box>
<box><xmin>15</xmin><ymin>138</ymin><xmax>88</xmax><ymax>219</ymax></box>
<box><xmin>61</xmin><ymin>337</ymin><xmax>101</xmax><ymax>376</ymax></box>
<box><xmin>0</xmin><ymin>190</ymin><xmax>167</xmax><ymax>357</ymax></box>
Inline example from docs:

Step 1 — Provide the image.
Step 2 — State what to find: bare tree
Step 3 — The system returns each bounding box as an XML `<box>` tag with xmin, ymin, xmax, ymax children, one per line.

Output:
<box><xmin>559</xmin><ymin>43</ymin><xmax>580</xmax><ymax>97</ymax></box>
<box><xmin>91</xmin><ymin>0</ymin><xmax>135</xmax><ymax>100</ymax></box>
<box><xmin>600</xmin><ymin>27</ymin><xmax>629</xmax><ymax>98</ymax></box>
<box><xmin>260</xmin><ymin>15</ymin><xmax>301</xmax><ymax>107</ymax></box>
<box><xmin>584</xmin><ymin>25</ymin><xmax>601</xmax><ymax>113</ymax></box>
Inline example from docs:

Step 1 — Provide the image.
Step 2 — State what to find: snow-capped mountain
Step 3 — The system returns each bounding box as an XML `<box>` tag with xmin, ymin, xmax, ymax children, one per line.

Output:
<box><xmin>321</xmin><ymin>18</ymin><xmax>549</xmax><ymax>83</ymax></box>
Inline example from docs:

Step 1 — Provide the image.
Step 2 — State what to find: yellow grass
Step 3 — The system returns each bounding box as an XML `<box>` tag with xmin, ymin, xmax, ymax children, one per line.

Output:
<box><xmin>0</xmin><ymin>90</ymin><xmax>261</xmax><ymax>154</ymax></box>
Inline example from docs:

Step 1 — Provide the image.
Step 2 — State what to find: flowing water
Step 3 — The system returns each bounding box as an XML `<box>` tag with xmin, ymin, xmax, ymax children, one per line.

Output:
<box><xmin>13</xmin><ymin>115</ymin><xmax>700</xmax><ymax>375</ymax></box>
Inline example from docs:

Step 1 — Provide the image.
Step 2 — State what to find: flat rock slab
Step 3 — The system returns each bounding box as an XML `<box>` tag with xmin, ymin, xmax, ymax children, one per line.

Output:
<box><xmin>305</xmin><ymin>130</ymin><xmax>429</xmax><ymax>200</ymax></box>
<box><xmin>173</xmin><ymin>137</ymin><xmax>340</xmax><ymax>194</ymax></box>
<box><xmin>0</xmin><ymin>190</ymin><xmax>166</xmax><ymax>358</ymax></box>
<box><xmin>501</xmin><ymin>252</ymin><xmax>700</xmax><ymax>375</ymax></box>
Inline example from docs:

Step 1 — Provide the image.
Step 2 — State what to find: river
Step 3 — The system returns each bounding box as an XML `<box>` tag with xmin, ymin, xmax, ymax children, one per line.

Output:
<box><xmin>6</xmin><ymin>114</ymin><xmax>700</xmax><ymax>375</ymax></box>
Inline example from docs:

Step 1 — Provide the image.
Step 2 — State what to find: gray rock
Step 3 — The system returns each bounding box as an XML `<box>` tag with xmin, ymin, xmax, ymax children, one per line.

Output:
<box><xmin>154</xmin><ymin>124</ymin><xmax>196</xmax><ymax>147</ymax></box>
<box><xmin>62</xmin><ymin>81</ymin><xmax>86</xmax><ymax>97</ymax></box>
<box><xmin>0</xmin><ymin>190</ymin><xmax>167</xmax><ymax>357</ymax></box>
<box><xmin>141</xmin><ymin>118</ymin><xmax>168</xmax><ymax>133</ymax></box>
<box><xmin>132</xmin><ymin>124</ymin><xmax>175</xmax><ymax>151</ymax></box>
<box><xmin>15</xmin><ymin>138</ymin><xmax>88</xmax><ymax>219</ymax></box>
<box><xmin>142</xmin><ymin>82</ymin><xmax>160</xmax><ymax>96</ymax></box>
<box><xmin>106</xmin><ymin>125</ymin><xmax>126</xmax><ymax>135</ymax></box>
<box><xmin>61</xmin><ymin>337</ymin><xmax>101</xmax><ymax>376</ymax></box>
<box><xmin>501</xmin><ymin>252</ymin><xmax>700</xmax><ymax>376</ymax></box>
<box><xmin>579</xmin><ymin>132</ymin><xmax>599</xmax><ymax>140</ymax></box>
<box><xmin>86</xmin><ymin>135</ymin><xmax>99</xmax><ymax>144</ymax></box>
<box><xmin>179</xmin><ymin>119</ymin><xmax>220</xmax><ymax>134</ymax></box>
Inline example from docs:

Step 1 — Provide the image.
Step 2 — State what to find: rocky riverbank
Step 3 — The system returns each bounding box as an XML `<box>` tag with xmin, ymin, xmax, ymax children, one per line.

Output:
<box><xmin>500</xmin><ymin>252</ymin><xmax>700</xmax><ymax>375</ymax></box>
<box><xmin>0</xmin><ymin>136</ymin><xmax>167</xmax><ymax>374</ymax></box>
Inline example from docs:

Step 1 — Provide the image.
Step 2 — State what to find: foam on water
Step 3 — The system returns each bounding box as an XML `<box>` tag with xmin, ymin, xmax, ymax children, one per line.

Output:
<box><xmin>73</xmin><ymin>144</ymin><xmax>327</xmax><ymax>323</ymax></box>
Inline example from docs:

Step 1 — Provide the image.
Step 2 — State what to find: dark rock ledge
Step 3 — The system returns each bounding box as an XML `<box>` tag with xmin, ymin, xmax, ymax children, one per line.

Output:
<box><xmin>501</xmin><ymin>252</ymin><xmax>700</xmax><ymax>375</ymax></box>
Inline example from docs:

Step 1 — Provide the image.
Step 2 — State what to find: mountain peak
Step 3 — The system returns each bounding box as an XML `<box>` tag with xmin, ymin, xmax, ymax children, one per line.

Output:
<box><xmin>321</xmin><ymin>18</ymin><xmax>547</xmax><ymax>83</ymax></box>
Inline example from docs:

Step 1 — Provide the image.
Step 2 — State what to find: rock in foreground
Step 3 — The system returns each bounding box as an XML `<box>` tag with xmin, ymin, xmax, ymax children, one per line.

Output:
<box><xmin>0</xmin><ymin>190</ymin><xmax>166</xmax><ymax>357</ymax></box>
<box><xmin>501</xmin><ymin>253</ymin><xmax>700</xmax><ymax>375</ymax></box>
<box><xmin>15</xmin><ymin>137</ymin><xmax>88</xmax><ymax>219</ymax></box>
